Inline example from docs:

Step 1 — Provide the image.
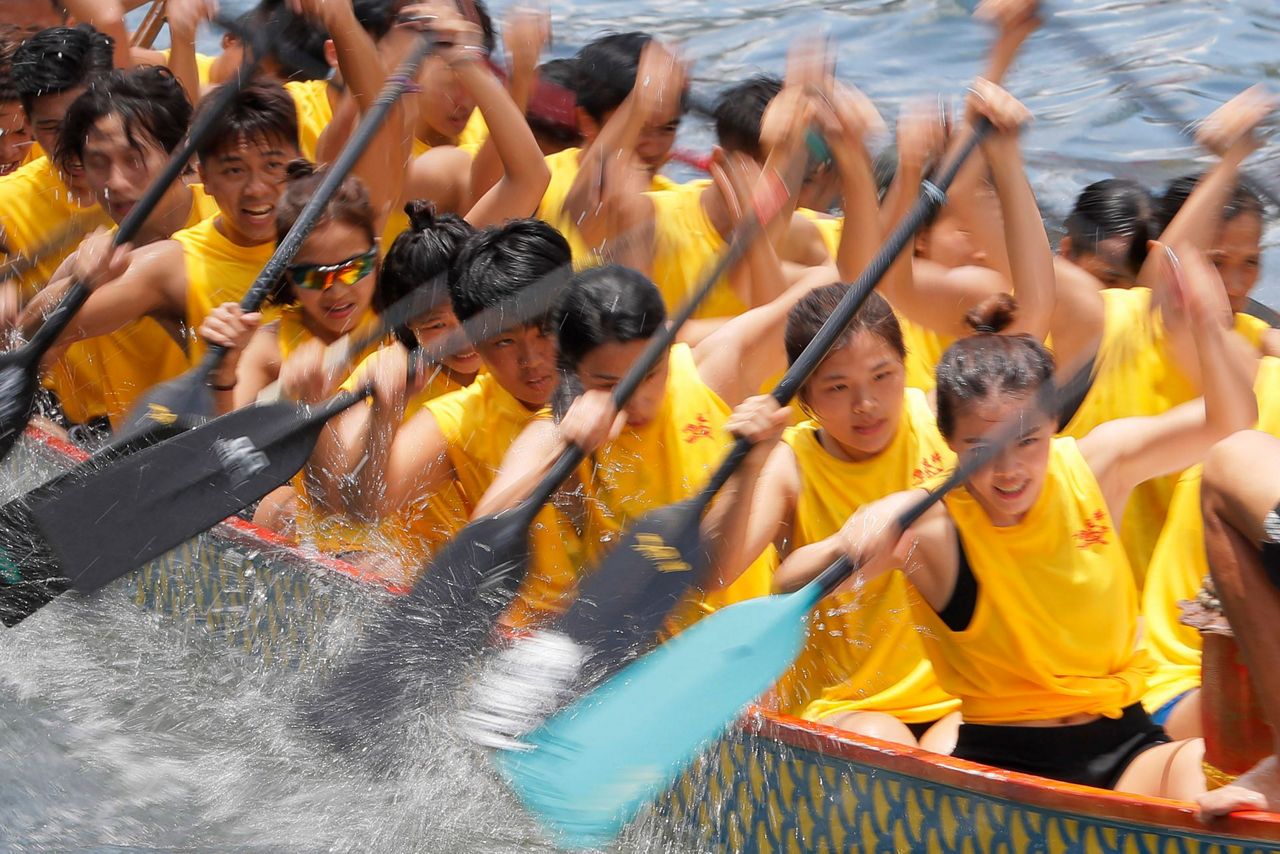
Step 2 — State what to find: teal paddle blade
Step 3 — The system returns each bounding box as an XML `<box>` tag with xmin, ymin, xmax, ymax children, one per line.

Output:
<box><xmin>493</xmin><ymin>584</ymin><xmax>823</xmax><ymax>850</ymax></box>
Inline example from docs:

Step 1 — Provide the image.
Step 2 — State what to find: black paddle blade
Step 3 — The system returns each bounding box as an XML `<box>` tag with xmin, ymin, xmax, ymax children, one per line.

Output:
<box><xmin>555</xmin><ymin>495</ymin><xmax>712</xmax><ymax>672</ymax></box>
<box><xmin>0</xmin><ymin>350</ymin><xmax>46</xmax><ymax>465</ymax></box>
<box><xmin>304</xmin><ymin>503</ymin><xmax>537</xmax><ymax>754</ymax></box>
<box><xmin>26</xmin><ymin>398</ymin><xmax>344</xmax><ymax>593</ymax></box>
<box><xmin>0</xmin><ymin>497</ymin><xmax>67</xmax><ymax>627</ymax></box>
<box><xmin>115</xmin><ymin>365</ymin><xmax>216</xmax><ymax>441</ymax></box>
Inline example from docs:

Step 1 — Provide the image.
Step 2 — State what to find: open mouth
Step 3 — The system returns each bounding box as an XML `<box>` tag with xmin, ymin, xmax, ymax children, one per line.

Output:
<box><xmin>324</xmin><ymin>301</ymin><xmax>357</xmax><ymax>319</ymax></box>
<box><xmin>241</xmin><ymin>204</ymin><xmax>275</xmax><ymax>226</ymax></box>
<box><xmin>992</xmin><ymin>480</ymin><xmax>1029</xmax><ymax>501</ymax></box>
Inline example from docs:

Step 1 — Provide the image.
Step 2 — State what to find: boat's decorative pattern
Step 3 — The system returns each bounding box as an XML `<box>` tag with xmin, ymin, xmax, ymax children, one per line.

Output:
<box><xmin>661</xmin><ymin>729</ymin><xmax>1279</xmax><ymax>853</ymax></box>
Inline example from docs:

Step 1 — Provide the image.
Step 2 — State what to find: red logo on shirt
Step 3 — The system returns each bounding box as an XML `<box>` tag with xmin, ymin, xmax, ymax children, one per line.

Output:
<box><xmin>1074</xmin><ymin>509</ymin><xmax>1110</xmax><ymax>549</ymax></box>
<box><xmin>682</xmin><ymin>414</ymin><xmax>713</xmax><ymax>443</ymax></box>
<box><xmin>913</xmin><ymin>452</ymin><xmax>945</xmax><ymax>484</ymax></box>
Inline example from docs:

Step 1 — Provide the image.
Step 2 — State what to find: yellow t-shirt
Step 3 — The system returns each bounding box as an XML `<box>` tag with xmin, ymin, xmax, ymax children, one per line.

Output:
<box><xmin>773</xmin><ymin>388</ymin><xmax>960</xmax><ymax>725</ymax></box>
<box><xmin>0</xmin><ymin>156</ymin><xmax>109</xmax><ymax>299</ymax></box>
<box><xmin>1059</xmin><ymin>286</ymin><xmax>1197</xmax><ymax>590</ymax></box>
<box><xmin>171</xmin><ymin>215</ymin><xmax>277</xmax><ymax>363</ymax></box>
<box><xmin>46</xmin><ymin>184</ymin><xmax>218</xmax><ymax>426</ymax></box>
<box><xmin>536</xmin><ymin>146</ymin><xmax>677</xmax><ymax>267</ymax></box>
<box><xmin>284</xmin><ymin>79</ymin><xmax>334</xmax><ymax>164</ymax></box>
<box><xmin>917</xmin><ymin>437</ymin><xmax>1154</xmax><ymax>724</ymax></box>
<box><xmin>647</xmin><ymin>179</ymin><xmax>752</xmax><ymax>319</ymax></box>
<box><xmin>1140</xmin><ymin>356</ymin><xmax>1280</xmax><ymax>713</ymax></box>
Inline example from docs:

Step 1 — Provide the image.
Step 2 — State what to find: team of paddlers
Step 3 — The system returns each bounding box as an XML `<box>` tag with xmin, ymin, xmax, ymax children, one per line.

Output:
<box><xmin>4</xmin><ymin>0</ymin><xmax>1280</xmax><ymax>821</ymax></box>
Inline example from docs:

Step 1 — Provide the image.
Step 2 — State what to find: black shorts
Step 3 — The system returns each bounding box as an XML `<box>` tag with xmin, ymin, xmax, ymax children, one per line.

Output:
<box><xmin>952</xmin><ymin>703</ymin><xmax>1170</xmax><ymax>790</ymax></box>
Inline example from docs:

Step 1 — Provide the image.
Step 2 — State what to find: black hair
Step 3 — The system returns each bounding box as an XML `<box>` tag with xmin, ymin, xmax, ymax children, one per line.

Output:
<box><xmin>785</xmin><ymin>285</ymin><xmax>904</xmax><ymax>372</ymax></box>
<box><xmin>1156</xmin><ymin>171</ymin><xmax>1266</xmax><ymax>234</ymax></box>
<box><xmin>934</xmin><ymin>294</ymin><xmax>1056</xmax><ymax>440</ymax></box>
<box><xmin>230</xmin><ymin>0</ymin><xmax>330</xmax><ymax>81</ymax></box>
<box><xmin>1062</xmin><ymin>178</ymin><xmax>1154</xmax><ymax>277</ymax></box>
<box><xmin>378</xmin><ymin>200</ymin><xmax>474</xmax><ymax>313</ymax></box>
<box><xmin>449</xmin><ymin>218</ymin><xmax>571</xmax><ymax>329</ymax></box>
<box><xmin>555</xmin><ymin>264</ymin><xmax>666</xmax><ymax>371</ymax></box>
<box><xmin>269</xmin><ymin>159</ymin><xmax>376</xmax><ymax>304</ymax></box>
<box><xmin>468</xmin><ymin>0</ymin><xmax>497</xmax><ymax>55</ymax></box>
<box><xmin>54</xmin><ymin>66</ymin><xmax>192</xmax><ymax>169</ymax></box>
<box><xmin>527</xmin><ymin>58</ymin><xmax>583</xmax><ymax>148</ymax></box>
<box><xmin>573</xmin><ymin>31</ymin><xmax>653</xmax><ymax>124</ymax></box>
<box><xmin>714</xmin><ymin>75</ymin><xmax>782</xmax><ymax>161</ymax></box>
<box><xmin>0</xmin><ymin>35</ymin><xmax>18</xmax><ymax>103</ymax></box>
<box><xmin>11</xmin><ymin>24</ymin><xmax>113</xmax><ymax>116</ymax></box>
<box><xmin>192</xmin><ymin>79</ymin><xmax>299</xmax><ymax>163</ymax></box>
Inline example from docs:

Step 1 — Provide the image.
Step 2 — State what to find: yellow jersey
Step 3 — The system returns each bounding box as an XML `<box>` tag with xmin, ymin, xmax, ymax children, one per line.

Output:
<box><xmin>158</xmin><ymin>49</ymin><xmax>217</xmax><ymax>87</ymax></box>
<box><xmin>916</xmin><ymin>437</ymin><xmax>1154</xmax><ymax>723</ymax></box>
<box><xmin>774</xmin><ymin>388</ymin><xmax>960</xmax><ymax>725</ymax></box>
<box><xmin>284</xmin><ymin>79</ymin><xmax>334</xmax><ymax>164</ymax></box>
<box><xmin>795</xmin><ymin>207</ymin><xmax>842</xmax><ymax>258</ymax></box>
<box><xmin>897</xmin><ymin>313</ymin><xmax>951</xmax><ymax>393</ymax></box>
<box><xmin>1059</xmin><ymin>286</ymin><xmax>1197</xmax><ymax>590</ymax></box>
<box><xmin>1140</xmin><ymin>356</ymin><xmax>1280</xmax><ymax>713</ymax></box>
<box><xmin>1234</xmin><ymin>311</ymin><xmax>1272</xmax><ymax>352</ymax></box>
<box><xmin>46</xmin><ymin>185</ymin><xmax>218</xmax><ymax>427</ymax></box>
<box><xmin>0</xmin><ymin>156</ymin><xmax>109</xmax><ymax>299</ymax></box>
<box><xmin>647</xmin><ymin>179</ymin><xmax>752</xmax><ymax>319</ymax></box>
<box><xmin>536</xmin><ymin>146</ymin><xmax>677</xmax><ymax>267</ymax></box>
<box><xmin>171</xmin><ymin>215</ymin><xmax>277</xmax><ymax>363</ymax></box>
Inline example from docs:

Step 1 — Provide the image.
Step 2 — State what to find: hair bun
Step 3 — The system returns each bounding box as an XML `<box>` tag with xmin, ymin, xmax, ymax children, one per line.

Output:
<box><xmin>404</xmin><ymin>199</ymin><xmax>438</xmax><ymax>232</ymax></box>
<box><xmin>285</xmin><ymin>158</ymin><xmax>317</xmax><ymax>181</ymax></box>
<box><xmin>964</xmin><ymin>292</ymin><xmax>1018</xmax><ymax>335</ymax></box>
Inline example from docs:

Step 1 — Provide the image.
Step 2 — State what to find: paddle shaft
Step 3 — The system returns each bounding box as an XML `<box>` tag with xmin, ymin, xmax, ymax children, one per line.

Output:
<box><xmin>684</xmin><ymin>121</ymin><xmax>995</xmax><ymax>523</ymax></box>
<box><xmin>516</xmin><ymin>137</ymin><xmax>817</xmax><ymax>511</ymax></box>
<box><xmin>189</xmin><ymin>31</ymin><xmax>439</xmax><ymax>389</ymax></box>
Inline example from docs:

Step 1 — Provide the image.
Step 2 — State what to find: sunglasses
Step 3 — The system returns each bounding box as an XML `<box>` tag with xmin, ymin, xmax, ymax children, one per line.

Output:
<box><xmin>286</xmin><ymin>247</ymin><xmax>378</xmax><ymax>291</ymax></box>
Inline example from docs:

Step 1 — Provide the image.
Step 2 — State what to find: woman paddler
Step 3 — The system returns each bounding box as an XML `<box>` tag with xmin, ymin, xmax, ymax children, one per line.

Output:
<box><xmin>706</xmin><ymin>83</ymin><xmax>1055</xmax><ymax>753</ymax></box>
<box><xmin>771</xmin><ymin>243</ymin><xmax>1256</xmax><ymax>798</ymax></box>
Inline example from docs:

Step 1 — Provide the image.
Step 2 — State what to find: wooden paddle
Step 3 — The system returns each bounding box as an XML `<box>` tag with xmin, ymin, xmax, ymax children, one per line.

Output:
<box><xmin>543</xmin><ymin>121</ymin><xmax>991</xmax><ymax>678</ymax></box>
<box><xmin>0</xmin><ymin>257</ymin><xmax>567</xmax><ymax>626</ymax></box>
<box><xmin>493</xmin><ymin>353</ymin><xmax>1099</xmax><ymax>851</ymax></box>
<box><xmin>112</xmin><ymin>30</ymin><xmax>441</xmax><ymax>446</ymax></box>
<box><xmin>303</xmin><ymin>135</ymin><xmax>826</xmax><ymax>753</ymax></box>
<box><xmin>0</xmin><ymin>15</ymin><xmax>277</xmax><ymax>467</ymax></box>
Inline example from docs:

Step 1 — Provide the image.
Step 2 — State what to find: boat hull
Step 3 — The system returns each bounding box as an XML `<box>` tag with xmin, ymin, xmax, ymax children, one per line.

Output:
<box><xmin>16</xmin><ymin>428</ymin><xmax>1280</xmax><ymax>852</ymax></box>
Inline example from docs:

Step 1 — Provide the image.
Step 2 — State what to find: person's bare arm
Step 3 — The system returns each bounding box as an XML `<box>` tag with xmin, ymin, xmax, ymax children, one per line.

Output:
<box><xmin>161</xmin><ymin>0</ymin><xmax>217</xmax><ymax>101</ymax></box>
<box><xmin>61</xmin><ymin>0</ymin><xmax>132</xmax><ymax>68</ymax></box>
<box><xmin>711</xmin><ymin>440</ymin><xmax>799</xmax><ymax>589</ymax></box>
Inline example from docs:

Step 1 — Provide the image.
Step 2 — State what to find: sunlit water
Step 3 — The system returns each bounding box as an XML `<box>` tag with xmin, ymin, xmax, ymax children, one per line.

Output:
<box><xmin>3</xmin><ymin>1</ymin><xmax>1279</xmax><ymax>851</ymax></box>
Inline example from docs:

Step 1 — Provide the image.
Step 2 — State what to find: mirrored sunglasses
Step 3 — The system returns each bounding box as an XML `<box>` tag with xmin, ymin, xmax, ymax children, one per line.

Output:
<box><xmin>287</xmin><ymin>247</ymin><xmax>378</xmax><ymax>291</ymax></box>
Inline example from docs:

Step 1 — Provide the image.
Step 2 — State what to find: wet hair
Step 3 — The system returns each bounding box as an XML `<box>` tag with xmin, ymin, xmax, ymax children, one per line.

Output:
<box><xmin>1063</xmin><ymin>178</ymin><xmax>1154</xmax><ymax>276</ymax></box>
<box><xmin>555</xmin><ymin>264</ymin><xmax>666</xmax><ymax>373</ymax></box>
<box><xmin>527</xmin><ymin>58</ymin><xmax>583</xmax><ymax>148</ymax></box>
<box><xmin>573</xmin><ymin>32</ymin><xmax>653</xmax><ymax>124</ymax></box>
<box><xmin>268</xmin><ymin>159</ymin><xmax>376</xmax><ymax>304</ymax></box>
<box><xmin>934</xmin><ymin>294</ymin><xmax>1056</xmax><ymax>440</ymax></box>
<box><xmin>192</xmin><ymin>79</ymin><xmax>298</xmax><ymax>164</ymax></box>
<box><xmin>377</xmin><ymin>200</ymin><xmax>474</xmax><ymax>313</ymax></box>
<box><xmin>11</xmin><ymin>24</ymin><xmax>114</xmax><ymax>116</ymax></box>
<box><xmin>54</xmin><ymin>66</ymin><xmax>192</xmax><ymax>169</ymax></box>
<box><xmin>1156</xmin><ymin>172</ymin><xmax>1266</xmax><ymax>234</ymax></box>
<box><xmin>449</xmin><ymin>218</ymin><xmax>571</xmax><ymax>328</ymax></box>
<box><xmin>714</xmin><ymin>75</ymin><xmax>782</xmax><ymax>162</ymax></box>
<box><xmin>229</xmin><ymin>0</ymin><xmax>330</xmax><ymax>81</ymax></box>
<box><xmin>785</xmin><ymin>285</ymin><xmax>905</xmax><ymax>371</ymax></box>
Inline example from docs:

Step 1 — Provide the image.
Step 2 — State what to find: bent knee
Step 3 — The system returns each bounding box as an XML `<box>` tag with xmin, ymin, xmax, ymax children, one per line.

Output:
<box><xmin>824</xmin><ymin>711</ymin><xmax>918</xmax><ymax>747</ymax></box>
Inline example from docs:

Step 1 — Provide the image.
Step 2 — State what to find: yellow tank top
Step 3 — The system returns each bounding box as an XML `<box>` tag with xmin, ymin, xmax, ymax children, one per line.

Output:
<box><xmin>648</xmin><ymin>179</ymin><xmax>752</xmax><ymax>319</ymax></box>
<box><xmin>458</xmin><ymin>108</ymin><xmax>488</xmax><ymax>151</ymax></box>
<box><xmin>1234</xmin><ymin>311</ymin><xmax>1271</xmax><ymax>351</ymax></box>
<box><xmin>172</xmin><ymin>215</ymin><xmax>277</xmax><ymax>363</ymax></box>
<box><xmin>795</xmin><ymin>207</ymin><xmax>842</xmax><ymax>258</ymax></box>
<box><xmin>897</xmin><ymin>312</ymin><xmax>952</xmax><ymax>393</ymax></box>
<box><xmin>1059</xmin><ymin>286</ymin><xmax>1197</xmax><ymax>590</ymax></box>
<box><xmin>0</xmin><ymin>156</ymin><xmax>109</xmax><ymax>299</ymax></box>
<box><xmin>284</xmin><ymin>79</ymin><xmax>334</xmax><ymax>164</ymax></box>
<box><xmin>773</xmin><ymin>388</ymin><xmax>960</xmax><ymax>724</ymax></box>
<box><xmin>159</xmin><ymin>49</ymin><xmax>217</xmax><ymax>87</ymax></box>
<box><xmin>46</xmin><ymin>185</ymin><xmax>218</xmax><ymax>427</ymax></box>
<box><xmin>916</xmin><ymin>437</ymin><xmax>1154</xmax><ymax>723</ymax></box>
<box><xmin>1140</xmin><ymin>356</ymin><xmax>1280</xmax><ymax>713</ymax></box>
<box><xmin>21</xmin><ymin>141</ymin><xmax>45</xmax><ymax>168</ymax></box>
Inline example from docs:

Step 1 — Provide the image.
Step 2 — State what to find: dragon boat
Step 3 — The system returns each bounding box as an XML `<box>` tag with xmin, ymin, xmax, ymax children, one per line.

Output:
<box><xmin>12</xmin><ymin>426</ymin><xmax>1280</xmax><ymax>854</ymax></box>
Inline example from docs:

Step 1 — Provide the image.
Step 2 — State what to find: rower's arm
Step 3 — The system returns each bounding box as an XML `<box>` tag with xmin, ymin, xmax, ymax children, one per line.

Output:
<box><xmin>709</xmin><ymin>441</ymin><xmax>798</xmax><ymax>589</ymax></box>
<box><xmin>473</xmin><ymin>417</ymin><xmax>565</xmax><ymax>517</ymax></box>
<box><xmin>456</xmin><ymin>55</ymin><xmax>550</xmax><ymax>227</ymax></box>
<box><xmin>827</xmin><ymin>85</ymin><xmax>883</xmax><ymax>286</ymax></box>
<box><xmin>61</xmin><ymin>0</ymin><xmax>131</xmax><ymax>69</ymax></box>
<box><xmin>349</xmin><ymin>403</ymin><xmax>456</xmax><ymax>520</ymax></box>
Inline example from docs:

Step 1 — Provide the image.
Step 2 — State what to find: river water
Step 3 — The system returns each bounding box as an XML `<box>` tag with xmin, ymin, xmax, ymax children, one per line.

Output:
<box><xmin>2</xmin><ymin>2</ymin><xmax>1279</xmax><ymax>852</ymax></box>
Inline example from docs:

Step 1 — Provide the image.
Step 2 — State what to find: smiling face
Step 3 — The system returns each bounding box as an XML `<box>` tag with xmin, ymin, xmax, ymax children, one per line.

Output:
<box><xmin>0</xmin><ymin>100</ymin><xmax>32</xmax><ymax>175</ymax></box>
<box><xmin>575</xmin><ymin>337</ymin><xmax>670</xmax><ymax>430</ymax></box>
<box><xmin>197</xmin><ymin>133</ymin><xmax>296</xmax><ymax>246</ymax></box>
<box><xmin>801</xmin><ymin>331</ymin><xmax>907</xmax><ymax>462</ymax></box>
<box><xmin>289</xmin><ymin>220</ymin><xmax>377</xmax><ymax>340</ymax></box>
<box><xmin>28</xmin><ymin>86</ymin><xmax>91</xmax><ymax>193</ymax></box>
<box><xmin>412</xmin><ymin>303</ymin><xmax>482</xmax><ymax>378</ymax></box>
<box><xmin>947</xmin><ymin>393</ymin><xmax>1054</xmax><ymax>527</ymax></box>
<box><xmin>1210</xmin><ymin>212</ymin><xmax>1263</xmax><ymax>314</ymax></box>
<box><xmin>475</xmin><ymin>322</ymin><xmax>557</xmax><ymax>409</ymax></box>
<box><xmin>79</xmin><ymin>112</ymin><xmax>173</xmax><ymax>224</ymax></box>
